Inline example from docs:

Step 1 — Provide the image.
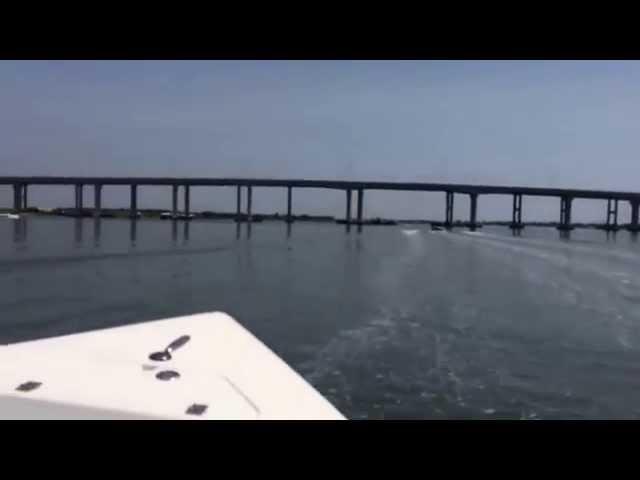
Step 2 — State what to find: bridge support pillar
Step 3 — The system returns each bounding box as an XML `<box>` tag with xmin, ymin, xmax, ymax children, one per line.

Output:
<box><xmin>130</xmin><ymin>184</ymin><xmax>138</xmax><ymax>218</ymax></box>
<box><xmin>606</xmin><ymin>199</ymin><xmax>619</xmax><ymax>231</ymax></box>
<box><xmin>628</xmin><ymin>200</ymin><xmax>640</xmax><ymax>232</ymax></box>
<box><xmin>23</xmin><ymin>184</ymin><xmax>28</xmax><ymax>209</ymax></box>
<box><xmin>172</xmin><ymin>185</ymin><xmax>178</xmax><ymax>218</ymax></box>
<box><xmin>246</xmin><ymin>186</ymin><xmax>253</xmax><ymax>223</ymax></box>
<box><xmin>345</xmin><ymin>189</ymin><xmax>352</xmax><ymax>226</ymax></box>
<box><xmin>356</xmin><ymin>189</ymin><xmax>364</xmax><ymax>225</ymax></box>
<box><xmin>445</xmin><ymin>192</ymin><xmax>454</xmax><ymax>228</ymax></box>
<box><xmin>184</xmin><ymin>185</ymin><xmax>190</xmax><ymax>217</ymax></box>
<box><xmin>235</xmin><ymin>185</ymin><xmax>242</xmax><ymax>222</ymax></box>
<box><xmin>510</xmin><ymin>193</ymin><xmax>524</xmax><ymax>229</ymax></box>
<box><xmin>286</xmin><ymin>186</ymin><xmax>293</xmax><ymax>223</ymax></box>
<box><xmin>12</xmin><ymin>184</ymin><xmax>24</xmax><ymax>212</ymax></box>
<box><xmin>94</xmin><ymin>184</ymin><xmax>102</xmax><ymax>217</ymax></box>
<box><xmin>468</xmin><ymin>193</ymin><xmax>478</xmax><ymax>230</ymax></box>
<box><xmin>75</xmin><ymin>184</ymin><xmax>84</xmax><ymax>213</ymax></box>
<box><xmin>557</xmin><ymin>196</ymin><xmax>573</xmax><ymax>230</ymax></box>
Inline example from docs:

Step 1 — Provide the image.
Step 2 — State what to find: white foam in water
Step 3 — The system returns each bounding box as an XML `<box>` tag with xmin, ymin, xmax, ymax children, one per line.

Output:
<box><xmin>617</xmin><ymin>333</ymin><xmax>631</xmax><ymax>349</ymax></box>
<box><xmin>401</xmin><ymin>229</ymin><xmax>419</xmax><ymax>235</ymax></box>
<box><xmin>456</xmin><ymin>229</ymin><xmax>640</xmax><ymax>283</ymax></box>
<box><xmin>466</xmin><ymin>229</ymin><xmax>640</xmax><ymax>267</ymax></box>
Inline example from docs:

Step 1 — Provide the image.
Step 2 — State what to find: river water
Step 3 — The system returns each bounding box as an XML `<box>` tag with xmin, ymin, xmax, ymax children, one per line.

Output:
<box><xmin>2</xmin><ymin>215</ymin><xmax>640</xmax><ymax>419</ymax></box>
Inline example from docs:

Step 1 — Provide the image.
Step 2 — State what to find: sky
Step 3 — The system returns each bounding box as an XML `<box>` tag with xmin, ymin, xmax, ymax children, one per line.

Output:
<box><xmin>1</xmin><ymin>60</ymin><xmax>640</xmax><ymax>221</ymax></box>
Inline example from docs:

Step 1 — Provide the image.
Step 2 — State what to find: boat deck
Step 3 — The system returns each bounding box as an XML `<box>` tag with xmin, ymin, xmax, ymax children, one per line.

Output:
<box><xmin>0</xmin><ymin>312</ymin><xmax>344</xmax><ymax>420</ymax></box>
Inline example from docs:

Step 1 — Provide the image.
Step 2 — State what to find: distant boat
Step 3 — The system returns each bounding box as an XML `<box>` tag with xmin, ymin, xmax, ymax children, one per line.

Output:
<box><xmin>0</xmin><ymin>213</ymin><xmax>20</xmax><ymax>220</ymax></box>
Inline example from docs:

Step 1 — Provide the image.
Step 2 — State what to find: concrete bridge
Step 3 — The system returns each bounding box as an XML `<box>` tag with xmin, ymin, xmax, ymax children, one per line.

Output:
<box><xmin>3</xmin><ymin>176</ymin><xmax>640</xmax><ymax>231</ymax></box>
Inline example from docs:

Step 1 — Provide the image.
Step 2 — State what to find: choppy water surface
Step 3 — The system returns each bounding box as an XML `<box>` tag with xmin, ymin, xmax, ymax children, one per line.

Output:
<box><xmin>2</xmin><ymin>216</ymin><xmax>640</xmax><ymax>419</ymax></box>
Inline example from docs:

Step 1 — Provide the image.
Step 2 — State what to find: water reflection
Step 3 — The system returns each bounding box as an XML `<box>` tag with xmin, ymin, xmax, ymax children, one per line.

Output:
<box><xmin>12</xmin><ymin>217</ymin><xmax>27</xmax><ymax>244</ymax></box>
<box><xmin>74</xmin><ymin>218</ymin><xmax>83</xmax><ymax>246</ymax></box>
<box><xmin>129</xmin><ymin>219</ymin><xmax>137</xmax><ymax>246</ymax></box>
<box><xmin>168</xmin><ymin>220</ymin><xmax>191</xmax><ymax>244</ymax></box>
<box><xmin>171</xmin><ymin>220</ymin><xmax>178</xmax><ymax>244</ymax></box>
<box><xmin>558</xmin><ymin>230</ymin><xmax>572</xmax><ymax>241</ymax></box>
<box><xmin>230</xmin><ymin>221</ymin><xmax>255</xmax><ymax>240</ymax></box>
<box><xmin>183</xmin><ymin>221</ymin><xmax>190</xmax><ymax>244</ymax></box>
<box><xmin>19</xmin><ymin>218</ymin><xmax>640</xmax><ymax>256</ymax></box>
<box><xmin>246</xmin><ymin>227</ymin><xmax>254</xmax><ymax>270</ymax></box>
<box><xmin>93</xmin><ymin>218</ymin><xmax>101</xmax><ymax>247</ymax></box>
<box><xmin>355</xmin><ymin>235</ymin><xmax>363</xmax><ymax>252</ymax></box>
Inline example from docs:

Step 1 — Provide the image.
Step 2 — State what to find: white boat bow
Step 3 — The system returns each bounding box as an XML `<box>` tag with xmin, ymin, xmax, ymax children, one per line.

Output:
<box><xmin>0</xmin><ymin>312</ymin><xmax>345</xmax><ymax>420</ymax></box>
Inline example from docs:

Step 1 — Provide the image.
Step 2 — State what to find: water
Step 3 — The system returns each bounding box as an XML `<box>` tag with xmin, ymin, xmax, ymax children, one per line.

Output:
<box><xmin>2</xmin><ymin>216</ymin><xmax>640</xmax><ymax>419</ymax></box>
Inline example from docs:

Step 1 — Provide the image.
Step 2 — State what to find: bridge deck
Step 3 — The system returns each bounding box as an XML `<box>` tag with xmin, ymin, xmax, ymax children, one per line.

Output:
<box><xmin>1</xmin><ymin>177</ymin><xmax>639</xmax><ymax>201</ymax></box>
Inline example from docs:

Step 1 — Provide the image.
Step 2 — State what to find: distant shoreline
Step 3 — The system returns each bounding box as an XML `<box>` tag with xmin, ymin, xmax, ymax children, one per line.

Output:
<box><xmin>2</xmin><ymin>207</ymin><xmax>639</xmax><ymax>231</ymax></box>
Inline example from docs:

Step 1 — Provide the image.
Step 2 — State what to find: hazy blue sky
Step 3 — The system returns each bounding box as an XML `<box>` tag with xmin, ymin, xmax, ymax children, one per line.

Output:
<box><xmin>2</xmin><ymin>60</ymin><xmax>640</xmax><ymax>221</ymax></box>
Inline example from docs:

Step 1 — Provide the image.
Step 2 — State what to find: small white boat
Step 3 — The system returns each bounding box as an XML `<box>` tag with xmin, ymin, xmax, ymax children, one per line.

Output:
<box><xmin>0</xmin><ymin>213</ymin><xmax>20</xmax><ymax>220</ymax></box>
<box><xmin>0</xmin><ymin>312</ymin><xmax>344</xmax><ymax>420</ymax></box>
